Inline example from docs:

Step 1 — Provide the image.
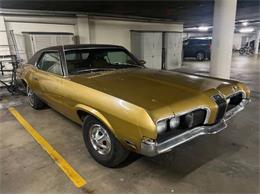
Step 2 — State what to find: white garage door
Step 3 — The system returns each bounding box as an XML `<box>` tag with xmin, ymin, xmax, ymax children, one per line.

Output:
<box><xmin>142</xmin><ymin>32</ymin><xmax>162</xmax><ymax>69</ymax></box>
<box><xmin>131</xmin><ymin>31</ymin><xmax>163</xmax><ymax>69</ymax></box>
<box><xmin>24</xmin><ymin>33</ymin><xmax>75</xmax><ymax>59</ymax></box>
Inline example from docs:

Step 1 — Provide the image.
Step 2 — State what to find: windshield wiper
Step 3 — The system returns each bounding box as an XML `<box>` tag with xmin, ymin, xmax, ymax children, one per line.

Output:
<box><xmin>112</xmin><ymin>62</ymin><xmax>143</xmax><ymax>68</ymax></box>
<box><xmin>74</xmin><ymin>68</ymin><xmax>115</xmax><ymax>74</ymax></box>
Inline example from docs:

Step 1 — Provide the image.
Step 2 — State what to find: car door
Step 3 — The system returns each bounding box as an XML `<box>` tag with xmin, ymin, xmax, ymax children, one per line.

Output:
<box><xmin>34</xmin><ymin>50</ymin><xmax>66</xmax><ymax>112</ymax></box>
<box><xmin>183</xmin><ymin>40</ymin><xmax>193</xmax><ymax>57</ymax></box>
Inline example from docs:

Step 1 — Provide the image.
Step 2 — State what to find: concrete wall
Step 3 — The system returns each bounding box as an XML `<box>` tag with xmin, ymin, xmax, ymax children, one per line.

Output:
<box><xmin>0</xmin><ymin>16</ymin><xmax>10</xmax><ymax>56</ymax></box>
<box><xmin>89</xmin><ymin>18</ymin><xmax>183</xmax><ymax>50</ymax></box>
<box><xmin>5</xmin><ymin>22</ymin><xmax>76</xmax><ymax>35</ymax></box>
<box><xmin>1</xmin><ymin>14</ymin><xmax>183</xmax><ymax>53</ymax></box>
<box><xmin>233</xmin><ymin>33</ymin><xmax>242</xmax><ymax>50</ymax></box>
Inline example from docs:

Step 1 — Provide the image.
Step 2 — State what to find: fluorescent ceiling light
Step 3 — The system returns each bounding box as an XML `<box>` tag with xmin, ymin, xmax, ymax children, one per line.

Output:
<box><xmin>239</xmin><ymin>27</ymin><xmax>254</xmax><ymax>33</ymax></box>
<box><xmin>196</xmin><ymin>37</ymin><xmax>212</xmax><ymax>39</ymax></box>
<box><xmin>198</xmin><ymin>26</ymin><xmax>209</xmax><ymax>31</ymax></box>
<box><xmin>242</xmin><ymin>21</ymin><xmax>248</xmax><ymax>26</ymax></box>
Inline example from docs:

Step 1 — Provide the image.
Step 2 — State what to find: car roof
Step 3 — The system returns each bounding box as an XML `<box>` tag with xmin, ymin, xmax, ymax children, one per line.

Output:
<box><xmin>27</xmin><ymin>44</ymin><xmax>127</xmax><ymax>64</ymax></box>
<box><xmin>186</xmin><ymin>38</ymin><xmax>212</xmax><ymax>41</ymax></box>
<box><xmin>42</xmin><ymin>44</ymin><xmax>125</xmax><ymax>51</ymax></box>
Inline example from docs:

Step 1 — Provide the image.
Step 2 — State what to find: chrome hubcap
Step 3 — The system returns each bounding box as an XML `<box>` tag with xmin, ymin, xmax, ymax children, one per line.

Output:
<box><xmin>89</xmin><ymin>124</ymin><xmax>111</xmax><ymax>155</ymax></box>
<box><xmin>27</xmin><ymin>87</ymin><xmax>34</xmax><ymax>106</ymax></box>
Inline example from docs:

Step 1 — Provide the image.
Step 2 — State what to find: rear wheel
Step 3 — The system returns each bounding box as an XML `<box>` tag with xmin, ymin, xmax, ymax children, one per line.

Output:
<box><xmin>196</xmin><ymin>52</ymin><xmax>205</xmax><ymax>61</ymax></box>
<box><xmin>83</xmin><ymin>116</ymin><xmax>129</xmax><ymax>167</ymax></box>
<box><xmin>27</xmin><ymin>86</ymin><xmax>45</xmax><ymax>110</ymax></box>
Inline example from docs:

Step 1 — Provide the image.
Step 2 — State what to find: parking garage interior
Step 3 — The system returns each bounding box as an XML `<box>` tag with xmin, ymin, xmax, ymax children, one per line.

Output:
<box><xmin>0</xmin><ymin>0</ymin><xmax>260</xmax><ymax>193</ymax></box>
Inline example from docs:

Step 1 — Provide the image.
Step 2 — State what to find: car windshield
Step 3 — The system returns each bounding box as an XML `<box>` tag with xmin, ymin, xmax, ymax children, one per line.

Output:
<box><xmin>65</xmin><ymin>48</ymin><xmax>141</xmax><ymax>75</ymax></box>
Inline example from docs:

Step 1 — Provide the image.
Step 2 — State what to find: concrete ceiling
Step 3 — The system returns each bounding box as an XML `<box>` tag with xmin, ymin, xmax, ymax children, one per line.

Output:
<box><xmin>1</xmin><ymin>0</ymin><xmax>259</xmax><ymax>27</ymax></box>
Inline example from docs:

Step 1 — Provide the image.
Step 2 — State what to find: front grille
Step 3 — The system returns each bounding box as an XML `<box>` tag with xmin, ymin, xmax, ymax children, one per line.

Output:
<box><xmin>226</xmin><ymin>93</ymin><xmax>243</xmax><ymax>111</ymax></box>
<box><xmin>179</xmin><ymin>109</ymin><xmax>206</xmax><ymax>129</ymax></box>
<box><xmin>213</xmin><ymin>95</ymin><xmax>227</xmax><ymax>123</ymax></box>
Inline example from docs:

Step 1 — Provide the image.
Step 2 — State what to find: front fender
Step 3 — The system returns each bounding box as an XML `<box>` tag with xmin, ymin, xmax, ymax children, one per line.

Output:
<box><xmin>75</xmin><ymin>104</ymin><xmax>115</xmax><ymax>134</ymax></box>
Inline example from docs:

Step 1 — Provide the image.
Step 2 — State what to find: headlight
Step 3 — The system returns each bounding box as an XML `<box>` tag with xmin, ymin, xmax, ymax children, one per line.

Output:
<box><xmin>169</xmin><ymin>117</ymin><xmax>180</xmax><ymax>129</ymax></box>
<box><xmin>157</xmin><ymin>116</ymin><xmax>181</xmax><ymax>134</ymax></box>
<box><xmin>226</xmin><ymin>98</ymin><xmax>230</xmax><ymax>104</ymax></box>
<box><xmin>156</xmin><ymin>119</ymin><xmax>167</xmax><ymax>134</ymax></box>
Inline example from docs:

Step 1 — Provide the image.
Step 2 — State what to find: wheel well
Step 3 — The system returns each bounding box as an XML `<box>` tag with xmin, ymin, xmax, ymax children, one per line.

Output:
<box><xmin>196</xmin><ymin>51</ymin><xmax>205</xmax><ymax>55</ymax></box>
<box><xmin>77</xmin><ymin>110</ymin><xmax>91</xmax><ymax>121</ymax></box>
<box><xmin>77</xmin><ymin>110</ymin><xmax>113</xmax><ymax>132</ymax></box>
<box><xmin>21</xmin><ymin>80</ymin><xmax>27</xmax><ymax>88</ymax></box>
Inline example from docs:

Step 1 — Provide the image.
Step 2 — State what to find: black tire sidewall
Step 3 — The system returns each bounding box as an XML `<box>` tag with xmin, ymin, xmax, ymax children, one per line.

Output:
<box><xmin>239</xmin><ymin>48</ymin><xmax>245</xmax><ymax>55</ymax></box>
<box><xmin>83</xmin><ymin>116</ymin><xmax>129</xmax><ymax>167</ymax></box>
<box><xmin>27</xmin><ymin>86</ymin><xmax>44</xmax><ymax>110</ymax></box>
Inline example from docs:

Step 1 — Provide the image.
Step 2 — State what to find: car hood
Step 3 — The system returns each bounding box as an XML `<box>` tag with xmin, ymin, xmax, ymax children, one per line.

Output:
<box><xmin>69</xmin><ymin>68</ymin><xmax>236</xmax><ymax>117</ymax></box>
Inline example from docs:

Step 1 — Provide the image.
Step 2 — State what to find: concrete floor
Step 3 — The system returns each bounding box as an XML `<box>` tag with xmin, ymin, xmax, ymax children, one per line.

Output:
<box><xmin>0</xmin><ymin>55</ymin><xmax>259</xmax><ymax>193</ymax></box>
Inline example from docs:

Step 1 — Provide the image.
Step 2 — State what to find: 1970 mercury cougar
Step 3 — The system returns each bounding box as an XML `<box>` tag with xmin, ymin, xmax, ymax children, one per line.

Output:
<box><xmin>17</xmin><ymin>44</ymin><xmax>250</xmax><ymax>167</ymax></box>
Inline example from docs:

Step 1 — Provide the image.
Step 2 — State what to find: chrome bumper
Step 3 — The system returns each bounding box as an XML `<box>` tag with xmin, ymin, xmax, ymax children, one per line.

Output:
<box><xmin>140</xmin><ymin>99</ymin><xmax>250</xmax><ymax>157</ymax></box>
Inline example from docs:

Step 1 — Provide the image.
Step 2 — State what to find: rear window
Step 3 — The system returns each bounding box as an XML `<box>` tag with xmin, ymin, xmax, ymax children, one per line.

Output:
<box><xmin>189</xmin><ymin>39</ymin><xmax>211</xmax><ymax>45</ymax></box>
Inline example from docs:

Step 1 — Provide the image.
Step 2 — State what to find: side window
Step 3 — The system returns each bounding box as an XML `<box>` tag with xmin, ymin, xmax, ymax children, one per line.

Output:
<box><xmin>183</xmin><ymin>40</ymin><xmax>189</xmax><ymax>46</ymax></box>
<box><xmin>37</xmin><ymin>52</ymin><xmax>63</xmax><ymax>75</ymax></box>
<box><xmin>106</xmin><ymin>51</ymin><xmax>136</xmax><ymax>65</ymax></box>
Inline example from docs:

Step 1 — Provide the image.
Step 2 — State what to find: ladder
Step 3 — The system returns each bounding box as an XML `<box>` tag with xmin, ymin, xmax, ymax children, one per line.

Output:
<box><xmin>0</xmin><ymin>30</ymin><xmax>23</xmax><ymax>95</ymax></box>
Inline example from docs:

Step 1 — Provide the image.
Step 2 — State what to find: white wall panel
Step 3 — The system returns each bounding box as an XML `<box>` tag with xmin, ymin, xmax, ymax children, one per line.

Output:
<box><xmin>4</xmin><ymin>21</ymin><xmax>76</xmax><ymax>61</ymax></box>
<box><xmin>233</xmin><ymin>33</ymin><xmax>242</xmax><ymax>50</ymax></box>
<box><xmin>131</xmin><ymin>32</ymin><xmax>162</xmax><ymax>69</ymax></box>
<box><xmin>0</xmin><ymin>16</ymin><xmax>10</xmax><ymax>56</ymax></box>
<box><xmin>2</xmin><ymin>14</ymin><xmax>183</xmax><ymax>64</ymax></box>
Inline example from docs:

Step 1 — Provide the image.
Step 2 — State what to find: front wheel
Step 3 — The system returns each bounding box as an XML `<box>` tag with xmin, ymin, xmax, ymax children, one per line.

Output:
<box><xmin>83</xmin><ymin>116</ymin><xmax>129</xmax><ymax>167</ymax></box>
<box><xmin>27</xmin><ymin>86</ymin><xmax>45</xmax><ymax>110</ymax></box>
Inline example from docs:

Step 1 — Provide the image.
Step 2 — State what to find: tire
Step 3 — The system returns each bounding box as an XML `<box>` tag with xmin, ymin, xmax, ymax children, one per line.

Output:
<box><xmin>239</xmin><ymin>48</ymin><xmax>245</xmax><ymax>55</ymax></box>
<box><xmin>27</xmin><ymin>86</ymin><xmax>45</xmax><ymax>110</ymax></box>
<box><xmin>83</xmin><ymin>116</ymin><xmax>129</xmax><ymax>168</ymax></box>
<box><xmin>196</xmin><ymin>52</ymin><xmax>205</xmax><ymax>61</ymax></box>
<box><xmin>207</xmin><ymin>53</ymin><xmax>211</xmax><ymax>60</ymax></box>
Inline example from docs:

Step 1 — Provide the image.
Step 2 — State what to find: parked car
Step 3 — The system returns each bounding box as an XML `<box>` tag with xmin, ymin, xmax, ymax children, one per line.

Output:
<box><xmin>17</xmin><ymin>44</ymin><xmax>250</xmax><ymax>167</ymax></box>
<box><xmin>183</xmin><ymin>38</ymin><xmax>211</xmax><ymax>61</ymax></box>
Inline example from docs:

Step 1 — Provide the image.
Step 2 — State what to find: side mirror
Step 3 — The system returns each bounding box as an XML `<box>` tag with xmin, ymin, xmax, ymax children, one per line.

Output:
<box><xmin>139</xmin><ymin>60</ymin><xmax>146</xmax><ymax>65</ymax></box>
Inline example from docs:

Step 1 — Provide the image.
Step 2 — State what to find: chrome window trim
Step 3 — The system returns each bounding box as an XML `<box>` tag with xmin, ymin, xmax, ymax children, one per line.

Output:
<box><xmin>34</xmin><ymin>50</ymin><xmax>65</xmax><ymax>77</ymax></box>
<box><xmin>64</xmin><ymin>47</ymin><xmax>123</xmax><ymax>51</ymax></box>
<box><xmin>62</xmin><ymin>47</ymin><xmax>142</xmax><ymax>76</ymax></box>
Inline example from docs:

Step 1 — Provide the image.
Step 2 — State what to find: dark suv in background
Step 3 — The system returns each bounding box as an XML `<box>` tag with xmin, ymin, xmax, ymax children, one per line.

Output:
<box><xmin>183</xmin><ymin>38</ymin><xmax>211</xmax><ymax>61</ymax></box>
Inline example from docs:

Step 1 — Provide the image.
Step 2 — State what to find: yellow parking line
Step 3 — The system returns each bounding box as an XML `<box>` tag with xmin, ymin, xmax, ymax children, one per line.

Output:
<box><xmin>8</xmin><ymin>107</ymin><xmax>87</xmax><ymax>188</ymax></box>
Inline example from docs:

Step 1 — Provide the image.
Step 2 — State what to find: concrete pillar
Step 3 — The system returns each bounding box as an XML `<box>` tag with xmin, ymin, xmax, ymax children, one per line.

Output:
<box><xmin>210</xmin><ymin>0</ymin><xmax>237</xmax><ymax>79</ymax></box>
<box><xmin>75</xmin><ymin>15</ymin><xmax>90</xmax><ymax>44</ymax></box>
<box><xmin>254</xmin><ymin>30</ymin><xmax>260</xmax><ymax>54</ymax></box>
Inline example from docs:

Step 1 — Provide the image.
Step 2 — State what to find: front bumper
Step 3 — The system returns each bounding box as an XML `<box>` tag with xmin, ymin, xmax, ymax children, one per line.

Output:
<box><xmin>140</xmin><ymin>98</ymin><xmax>250</xmax><ymax>157</ymax></box>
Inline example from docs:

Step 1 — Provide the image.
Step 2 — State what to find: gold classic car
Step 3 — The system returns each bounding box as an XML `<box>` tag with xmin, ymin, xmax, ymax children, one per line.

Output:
<box><xmin>18</xmin><ymin>44</ymin><xmax>250</xmax><ymax>167</ymax></box>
